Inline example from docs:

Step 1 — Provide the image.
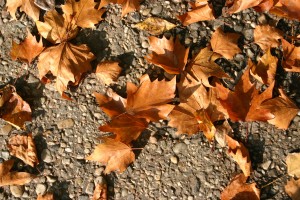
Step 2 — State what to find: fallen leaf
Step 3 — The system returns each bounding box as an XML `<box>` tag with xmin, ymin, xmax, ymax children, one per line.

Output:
<box><xmin>178</xmin><ymin>1</ymin><xmax>215</xmax><ymax>26</ymax></box>
<box><xmin>254</xmin><ymin>24</ymin><xmax>283</xmax><ymax>51</ymax></box>
<box><xmin>285</xmin><ymin>178</ymin><xmax>300</xmax><ymax>200</ymax></box>
<box><xmin>186</xmin><ymin>46</ymin><xmax>230</xmax><ymax>87</ymax></box>
<box><xmin>260</xmin><ymin>89</ymin><xmax>299</xmax><ymax>129</ymax></box>
<box><xmin>254</xmin><ymin>0</ymin><xmax>279</xmax><ymax>12</ymax></box>
<box><xmin>226</xmin><ymin>135</ymin><xmax>252</xmax><ymax>177</ymax></box>
<box><xmin>37</xmin><ymin>193</ymin><xmax>54</xmax><ymax>200</ymax></box>
<box><xmin>0</xmin><ymin>85</ymin><xmax>32</xmax><ymax>129</ymax></box>
<box><xmin>215</xmin><ymin>120</ymin><xmax>233</xmax><ymax>147</ymax></box>
<box><xmin>93</xmin><ymin>183</ymin><xmax>107</xmax><ymax>200</ymax></box>
<box><xmin>145</xmin><ymin>36</ymin><xmax>189</xmax><ymax>74</ymax></box>
<box><xmin>216</xmin><ymin>67</ymin><xmax>275</xmax><ymax>122</ymax></box>
<box><xmin>10</xmin><ymin>30</ymin><xmax>44</xmax><ymax>64</ymax></box>
<box><xmin>99</xmin><ymin>114</ymin><xmax>148</xmax><ymax>144</ymax></box>
<box><xmin>210</xmin><ymin>27</ymin><xmax>241</xmax><ymax>60</ymax></box>
<box><xmin>36</xmin><ymin>9</ymin><xmax>79</xmax><ymax>44</ymax></box>
<box><xmin>281</xmin><ymin>39</ymin><xmax>300</xmax><ymax>72</ymax></box>
<box><xmin>6</xmin><ymin>0</ymin><xmax>40</xmax><ymax>21</ymax></box>
<box><xmin>221</xmin><ymin>173</ymin><xmax>260</xmax><ymax>200</ymax></box>
<box><xmin>250</xmin><ymin>48</ymin><xmax>278</xmax><ymax>85</ymax></box>
<box><xmin>286</xmin><ymin>153</ymin><xmax>300</xmax><ymax>178</ymax></box>
<box><xmin>225</xmin><ymin>0</ymin><xmax>264</xmax><ymax>14</ymax></box>
<box><xmin>0</xmin><ymin>159</ymin><xmax>35</xmax><ymax>186</ymax></box>
<box><xmin>269</xmin><ymin>0</ymin><xmax>300</xmax><ymax>21</ymax></box>
<box><xmin>8</xmin><ymin>134</ymin><xmax>39</xmax><ymax>167</ymax></box>
<box><xmin>62</xmin><ymin>0</ymin><xmax>105</xmax><ymax>28</ymax></box>
<box><xmin>37</xmin><ymin>42</ymin><xmax>95</xmax><ymax>99</ymax></box>
<box><xmin>96</xmin><ymin>61</ymin><xmax>122</xmax><ymax>85</ymax></box>
<box><xmin>134</xmin><ymin>17</ymin><xmax>176</xmax><ymax>35</ymax></box>
<box><xmin>98</xmin><ymin>0</ymin><xmax>140</xmax><ymax>17</ymax></box>
<box><xmin>86</xmin><ymin>138</ymin><xmax>135</xmax><ymax>174</ymax></box>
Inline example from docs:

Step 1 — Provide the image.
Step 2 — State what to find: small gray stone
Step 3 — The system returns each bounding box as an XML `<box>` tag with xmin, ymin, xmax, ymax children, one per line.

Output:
<box><xmin>170</xmin><ymin>156</ymin><xmax>178</xmax><ymax>164</ymax></box>
<box><xmin>41</xmin><ymin>149</ymin><xmax>52</xmax><ymax>163</ymax></box>
<box><xmin>258</xmin><ymin>14</ymin><xmax>267</xmax><ymax>24</ymax></box>
<box><xmin>85</xmin><ymin>182</ymin><xmax>95</xmax><ymax>195</ymax></box>
<box><xmin>57</xmin><ymin>118</ymin><xmax>75</xmax><ymax>129</ymax></box>
<box><xmin>0</xmin><ymin>36</ymin><xmax>3</xmax><ymax>46</ymax></box>
<box><xmin>149</xmin><ymin>136</ymin><xmax>157</xmax><ymax>144</ymax></box>
<box><xmin>173</xmin><ymin>143</ymin><xmax>187</xmax><ymax>154</ymax></box>
<box><xmin>10</xmin><ymin>185</ymin><xmax>24</xmax><ymax>197</ymax></box>
<box><xmin>0</xmin><ymin>124</ymin><xmax>12</xmax><ymax>135</ymax></box>
<box><xmin>1</xmin><ymin>151</ymin><xmax>10</xmax><ymax>160</ymax></box>
<box><xmin>35</xmin><ymin>183</ymin><xmax>47</xmax><ymax>195</ymax></box>
<box><xmin>121</xmin><ymin>188</ymin><xmax>128</xmax><ymax>197</ymax></box>
<box><xmin>261</xmin><ymin>160</ymin><xmax>272</xmax><ymax>170</ymax></box>
<box><xmin>141</xmin><ymin>41</ymin><xmax>149</xmax><ymax>48</ymax></box>
<box><xmin>151</xmin><ymin>5</ymin><xmax>163</xmax><ymax>15</ymax></box>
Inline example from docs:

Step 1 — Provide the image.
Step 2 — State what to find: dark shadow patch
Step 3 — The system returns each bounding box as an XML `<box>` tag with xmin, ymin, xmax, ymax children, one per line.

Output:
<box><xmin>49</xmin><ymin>181</ymin><xmax>71</xmax><ymax>200</ymax></box>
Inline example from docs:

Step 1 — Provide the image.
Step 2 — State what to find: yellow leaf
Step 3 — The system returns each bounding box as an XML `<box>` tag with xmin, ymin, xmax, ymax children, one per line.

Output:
<box><xmin>134</xmin><ymin>17</ymin><xmax>176</xmax><ymax>35</ymax></box>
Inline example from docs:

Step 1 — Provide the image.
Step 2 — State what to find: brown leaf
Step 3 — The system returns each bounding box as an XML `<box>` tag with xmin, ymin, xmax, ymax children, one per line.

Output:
<box><xmin>254</xmin><ymin>0</ymin><xmax>279</xmax><ymax>12</ymax></box>
<box><xmin>34</xmin><ymin>0</ymin><xmax>55</xmax><ymax>11</ymax></box>
<box><xmin>8</xmin><ymin>134</ymin><xmax>39</xmax><ymax>167</ymax></box>
<box><xmin>145</xmin><ymin>36</ymin><xmax>189</xmax><ymax>74</ymax></box>
<box><xmin>221</xmin><ymin>173</ymin><xmax>260</xmax><ymax>200</ymax></box>
<box><xmin>86</xmin><ymin>138</ymin><xmax>135</xmax><ymax>174</ymax></box>
<box><xmin>269</xmin><ymin>0</ymin><xmax>300</xmax><ymax>21</ymax></box>
<box><xmin>0</xmin><ymin>159</ymin><xmax>35</xmax><ymax>186</ymax></box>
<box><xmin>286</xmin><ymin>153</ymin><xmax>300</xmax><ymax>178</ymax></box>
<box><xmin>254</xmin><ymin>24</ymin><xmax>283</xmax><ymax>51</ymax></box>
<box><xmin>98</xmin><ymin>0</ymin><xmax>140</xmax><ymax>17</ymax></box>
<box><xmin>36</xmin><ymin>9</ymin><xmax>79</xmax><ymax>44</ymax></box>
<box><xmin>10</xmin><ymin>30</ymin><xmax>44</xmax><ymax>64</ymax></box>
<box><xmin>225</xmin><ymin>0</ymin><xmax>264</xmax><ymax>14</ymax></box>
<box><xmin>6</xmin><ymin>0</ymin><xmax>40</xmax><ymax>21</ymax></box>
<box><xmin>0</xmin><ymin>85</ymin><xmax>32</xmax><ymax>129</ymax></box>
<box><xmin>178</xmin><ymin>1</ymin><xmax>215</xmax><ymax>26</ymax></box>
<box><xmin>93</xmin><ymin>183</ymin><xmax>107</xmax><ymax>200</ymax></box>
<box><xmin>281</xmin><ymin>39</ymin><xmax>300</xmax><ymax>72</ymax></box>
<box><xmin>99</xmin><ymin>114</ymin><xmax>148</xmax><ymax>144</ymax></box>
<box><xmin>134</xmin><ymin>17</ymin><xmax>176</xmax><ymax>35</ymax></box>
<box><xmin>210</xmin><ymin>27</ymin><xmax>241</xmax><ymax>60</ymax></box>
<box><xmin>226</xmin><ymin>135</ymin><xmax>252</xmax><ymax>177</ymax></box>
<box><xmin>37</xmin><ymin>193</ymin><xmax>54</xmax><ymax>200</ymax></box>
<box><xmin>216</xmin><ymin>67</ymin><xmax>275</xmax><ymax>122</ymax></box>
<box><xmin>186</xmin><ymin>46</ymin><xmax>230</xmax><ymax>87</ymax></box>
<box><xmin>62</xmin><ymin>0</ymin><xmax>105</xmax><ymax>29</ymax></box>
<box><xmin>96</xmin><ymin>61</ymin><xmax>122</xmax><ymax>85</ymax></box>
<box><xmin>37</xmin><ymin>42</ymin><xmax>95</xmax><ymax>99</ymax></box>
<box><xmin>250</xmin><ymin>48</ymin><xmax>278</xmax><ymax>85</ymax></box>
<box><xmin>285</xmin><ymin>178</ymin><xmax>300</xmax><ymax>200</ymax></box>
<box><xmin>260</xmin><ymin>89</ymin><xmax>299</xmax><ymax>129</ymax></box>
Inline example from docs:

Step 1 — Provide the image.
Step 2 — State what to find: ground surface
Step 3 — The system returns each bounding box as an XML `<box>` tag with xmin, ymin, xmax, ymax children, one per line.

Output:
<box><xmin>0</xmin><ymin>0</ymin><xmax>300</xmax><ymax>199</ymax></box>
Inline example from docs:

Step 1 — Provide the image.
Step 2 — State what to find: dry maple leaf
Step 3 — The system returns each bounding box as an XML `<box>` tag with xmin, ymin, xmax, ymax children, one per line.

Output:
<box><xmin>285</xmin><ymin>178</ymin><xmax>300</xmax><ymax>200</ymax></box>
<box><xmin>216</xmin><ymin>67</ymin><xmax>275</xmax><ymax>122</ymax></box>
<box><xmin>281</xmin><ymin>39</ymin><xmax>300</xmax><ymax>72</ymax></box>
<box><xmin>178</xmin><ymin>0</ymin><xmax>215</xmax><ymax>26</ymax></box>
<box><xmin>0</xmin><ymin>85</ymin><xmax>32</xmax><ymax>129</ymax></box>
<box><xmin>145</xmin><ymin>36</ymin><xmax>189</xmax><ymax>74</ymax></box>
<box><xmin>37</xmin><ymin>193</ymin><xmax>54</xmax><ymax>200</ymax></box>
<box><xmin>254</xmin><ymin>25</ymin><xmax>283</xmax><ymax>51</ymax></box>
<box><xmin>93</xmin><ymin>183</ymin><xmax>107</xmax><ymax>200</ymax></box>
<box><xmin>226</xmin><ymin>135</ymin><xmax>252</xmax><ymax>177</ymax></box>
<box><xmin>98</xmin><ymin>0</ymin><xmax>140</xmax><ymax>17</ymax></box>
<box><xmin>6</xmin><ymin>0</ymin><xmax>40</xmax><ymax>21</ymax></box>
<box><xmin>96</xmin><ymin>61</ymin><xmax>122</xmax><ymax>85</ymax></box>
<box><xmin>10</xmin><ymin>30</ymin><xmax>44</xmax><ymax>64</ymax></box>
<box><xmin>286</xmin><ymin>152</ymin><xmax>300</xmax><ymax>178</ymax></box>
<box><xmin>86</xmin><ymin>138</ymin><xmax>135</xmax><ymax>174</ymax></box>
<box><xmin>250</xmin><ymin>48</ymin><xmax>278</xmax><ymax>85</ymax></box>
<box><xmin>8</xmin><ymin>134</ymin><xmax>39</xmax><ymax>167</ymax></box>
<box><xmin>269</xmin><ymin>0</ymin><xmax>300</xmax><ymax>21</ymax></box>
<box><xmin>225</xmin><ymin>0</ymin><xmax>264</xmax><ymax>14</ymax></box>
<box><xmin>37</xmin><ymin>42</ymin><xmax>95</xmax><ymax>99</ymax></box>
<box><xmin>260</xmin><ymin>89</ymin><xmax>299</xmax><ymax>129</ymax></box>
<box><xmin>221</xmin><ymin>173</ymin><xmax>260</xmax><ymax>200</ymax></box>
<box><xmin>0</xmin><ymin>159</ymin><xmax>35</xmax><ymax>186</ymax></box>
<box><xmin>62</xmin><ymin>0</ymin><xmax>105</xmax><ymax>29</ymax></box>
<box><xmin>134</xmin><ymin>17</ymin><xmax>176</xmax><ymax>35</ymax></box>
<box><xmin>210</xmin><ymin>27</ymin><xmax>241</xmax><ymax>60</ymax></box>
<box><xmin>186</xmin><ymin>46</ymin><xmax>230</xmax><ymax>87</ymax></box>
<box><xmin>253</xmin><ymin>0</ymin><xmax>279</xmax><ymax>12</ymax></box>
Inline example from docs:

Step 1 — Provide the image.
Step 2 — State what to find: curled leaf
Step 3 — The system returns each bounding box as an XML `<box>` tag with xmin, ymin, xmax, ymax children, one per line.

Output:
<box><xmin>96</xmin><ymin>61</ymin><xmax>122</xmax><ymax>85</ymax></box>
<box><xmin>134</xmin><ymin>17</ymin><xmax>176</xmax><ymax>35</ymax></box>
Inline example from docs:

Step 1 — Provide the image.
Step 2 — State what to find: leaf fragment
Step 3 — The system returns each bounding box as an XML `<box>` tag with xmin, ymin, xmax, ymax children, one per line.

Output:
<box><xmin>285</xmin><ymin>178</ymin><xmax>300</xmax><ymax>200</ymax></box>
<box><xmin>86</xmin><ymin>138</ymin><xmax>135</xmax><ymax>174</ymax></box>
<box><xmin>134</xmin><ymin>17</ymin><xmax>176</xmax><ymax>35</ymax></box>
<box><xmin>37</xmin><ymin>193</ymin><xmax>54</xmax><ymax>200</ymax></box>
<box><xmin>6</xmin><ymin>0</ymin><xmax>40</xmax><ymax>21</ymax></box>
<box><xmin>286</xmin><ymin>153</ymin><xmax>300</xmax><ymax>178</ymax></box>
<box><xmin>96</xmin><ymin>61</ymin><xmax>122</xmax><ymax>85</ymax></box>
<box><xmin>225</xmin><ymin>0</ymin><xmax>264</xmax><ymax>14</ymax></box>
<box><xmin>281</xmin><ymin>39</ymin><xmax>300</xmax><ymax>72</ymax></box>
<box><xmin>92</xmin><ymin>183</ymin><xmax>107</xmax><ymax>200</ymax></box>
<box><xmin>254</xmin><ymin>24</ymin><xmax>283</xmax><ymax>51</ymax></box>
<box><xmin>98</xmin><ymin>0</ymin><xmax>140</xmax><ymax>17</ymax></box>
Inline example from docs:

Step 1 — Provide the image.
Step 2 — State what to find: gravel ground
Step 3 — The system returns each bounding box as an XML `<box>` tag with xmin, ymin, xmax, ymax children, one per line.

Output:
<box><xmin>0</xmin><ymin>0</ymin><xmax>300</xmax><ymax>199</ymax></box>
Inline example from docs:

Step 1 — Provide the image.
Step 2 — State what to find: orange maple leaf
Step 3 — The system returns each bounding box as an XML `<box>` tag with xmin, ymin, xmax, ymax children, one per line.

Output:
<box><xmin>281</xmin><ymin>39</ymin><xmax>300</xmax><ymax>72</ymax></box>
<box><xmin>6</xmin><ymin>0</ymin><xmax>40</xmax><ymax>21</ymax></box>
<box><xmin>254</xmin><ymin>25</ymin><xmax>283</xmax><ymax>52</ymax></box>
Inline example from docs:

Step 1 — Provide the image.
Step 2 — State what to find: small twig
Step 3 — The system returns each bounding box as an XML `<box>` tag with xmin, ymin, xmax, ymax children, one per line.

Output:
<box><xmin>260</xmin><ymin>173</ymin><xmax>288</xmax><ymax>189</ymax></box>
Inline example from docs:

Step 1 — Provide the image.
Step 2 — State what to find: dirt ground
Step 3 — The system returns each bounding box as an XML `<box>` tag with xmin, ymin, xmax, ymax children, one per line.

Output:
<box><xmin>0</xmin><ymin>0</ymin><xmax>300</xmax><ymax>199</ymax></box>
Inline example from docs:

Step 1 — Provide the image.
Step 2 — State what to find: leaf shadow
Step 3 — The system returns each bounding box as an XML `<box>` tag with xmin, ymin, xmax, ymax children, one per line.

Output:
<box><xmin>48</xmin><ymin>181</ymin><xmax>71</xmax><ymax>200</ymax></box>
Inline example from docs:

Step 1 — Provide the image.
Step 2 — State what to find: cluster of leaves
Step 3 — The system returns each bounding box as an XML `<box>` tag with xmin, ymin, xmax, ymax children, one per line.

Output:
<box><xmin>1</xmin><ymin>0</ymin><xmax>300</xmax><ymax>199</ymax></box>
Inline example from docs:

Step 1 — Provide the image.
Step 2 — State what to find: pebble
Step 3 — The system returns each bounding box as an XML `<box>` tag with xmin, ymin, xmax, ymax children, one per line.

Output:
<box><xmin>151</xmin><ymin>5</ymin><xmax>163</xmax><ymax>15</ymax></box>
<box><xmin>10</xmin><ymin>185</ymin><xmax>24</xmax><ymax>197</ymax></box>
<box><xmin>35</xmin><ymin>184</ymin><xmax>47</xmax><ymax>195</ymax></box>
<box><xmin>121</xmin><ymin>188</ymin><xmax>128</xmax><ymax>197</ymax></box>
<box><xmin>149</xmin><ymin>136</ymin><xmax>157</xmax><ymax>144</ymax></box>
<box><xmin>41</xmin><ymin>149</ymin><xmax>53</xmax><ymax>163</ymax></box>
<box><xmin>85</xmin><ymin>182</ymin><xmax>95</xmax><ymax>195</ymax></box>
<box><xmin>141</xmin><ymin>41</ymin><xmax>149</xmax><ymax>48</ymax></box>
<box><xmin>0</xmin><ymin>36</ymin><xmax>3</xmax><ymax>46</ymax></box>
<box><xmin>170</xmin><ymin>156</ymin><xmax>178</xmax><ymax>164</ymax></box>
<box><xmin>173</xmin><ymin>143</ymin><xmax>187</xmax><ymax>154</ymax></box>
<box><xmin>261</xmin><ymin>160</ymin><xmax>272</xmax><ymax>170</ymax></box>
<box><xmin>1</xmin><ymin>151</ymin><xmax>10</xmax><ymax>160</ymax></box>
<box><xmin>57</xmin><ymin>118</ymin><xmax>75</xmax><ymax>129</ymax></box>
